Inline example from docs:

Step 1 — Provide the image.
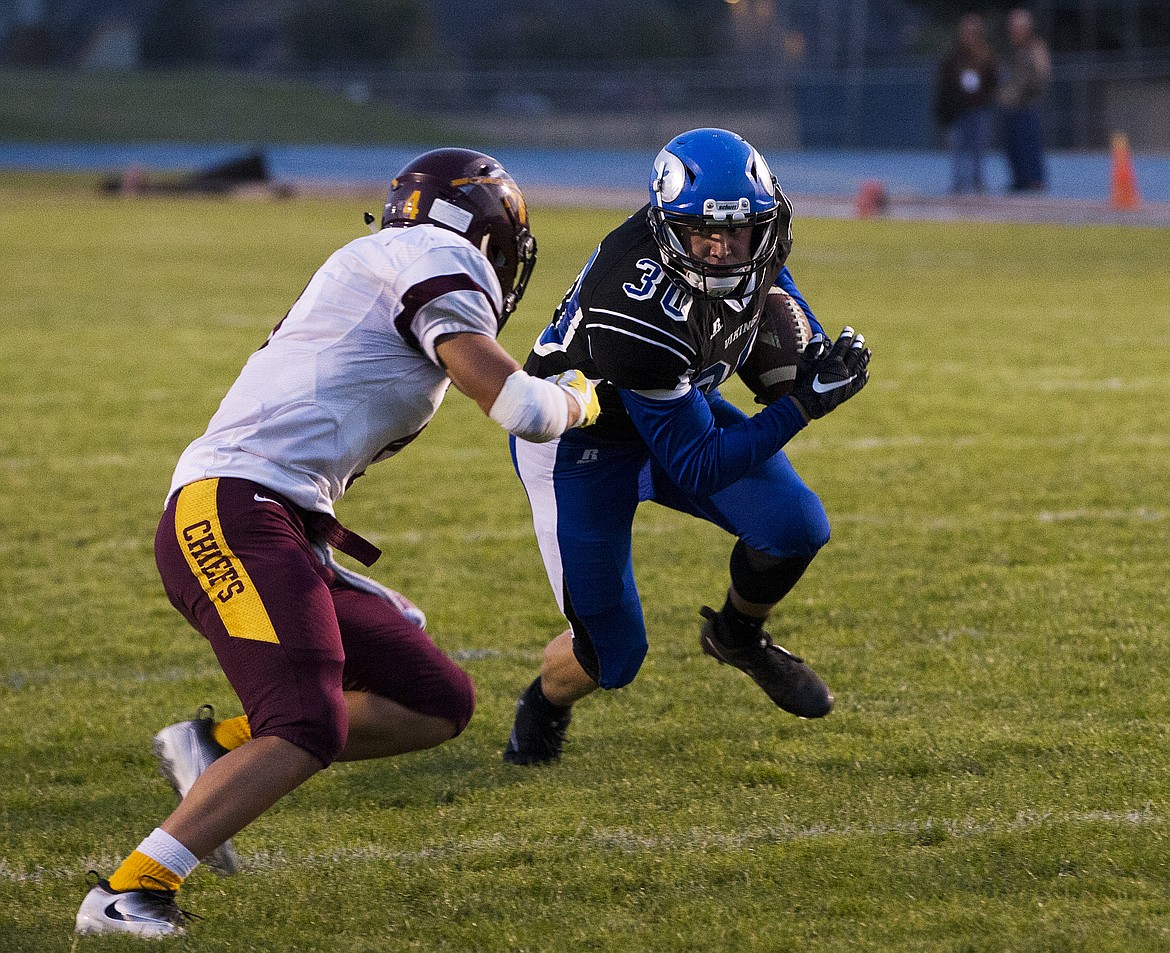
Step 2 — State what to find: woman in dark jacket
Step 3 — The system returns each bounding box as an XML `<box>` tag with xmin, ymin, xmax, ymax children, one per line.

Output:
<box><xmin>934</xmin><ymin>13</ymin><xmax>999</xmax><ymax>194</ymax></box>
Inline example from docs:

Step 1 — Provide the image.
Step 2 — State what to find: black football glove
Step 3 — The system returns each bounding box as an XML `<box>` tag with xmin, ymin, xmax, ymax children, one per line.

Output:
<box><xmin>790</xmin><ymin>326</ymin><xmax>871</xmax><ymax>420</ymax></box>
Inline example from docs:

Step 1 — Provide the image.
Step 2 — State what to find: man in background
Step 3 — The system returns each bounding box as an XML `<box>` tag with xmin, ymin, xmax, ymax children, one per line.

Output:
<box><xmin>1000</xmin><ymin>7</ymin><xmax>1052</xmax><ymax>192</ymax></box>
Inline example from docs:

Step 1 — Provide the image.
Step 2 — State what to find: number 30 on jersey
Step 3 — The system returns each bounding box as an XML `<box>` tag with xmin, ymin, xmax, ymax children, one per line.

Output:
<box><xmin>622</xmin><ymin>258</ymin><xmax>689</xmax><ymax>322</ymax></box>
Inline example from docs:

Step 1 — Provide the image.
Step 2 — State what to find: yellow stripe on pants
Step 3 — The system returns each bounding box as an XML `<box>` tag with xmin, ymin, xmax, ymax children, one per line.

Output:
<box><xmin>174</xmin><ymin>479</ymin><xmax>279</xmax><ymax>644</ymax></box>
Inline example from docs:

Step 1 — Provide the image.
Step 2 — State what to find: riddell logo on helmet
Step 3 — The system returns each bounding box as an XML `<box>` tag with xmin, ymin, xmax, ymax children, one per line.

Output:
<box><xmin>703</xmin><ymin>198</ymin><xmax>751</xmax><ymax>218</ymax></box>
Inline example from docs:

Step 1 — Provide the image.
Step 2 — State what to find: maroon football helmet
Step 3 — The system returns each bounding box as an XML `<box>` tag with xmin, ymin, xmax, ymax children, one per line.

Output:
<box><xmin>381</xmin><ymin>148</ymin><xmax>537</xmax><ymax>324</ymax></box>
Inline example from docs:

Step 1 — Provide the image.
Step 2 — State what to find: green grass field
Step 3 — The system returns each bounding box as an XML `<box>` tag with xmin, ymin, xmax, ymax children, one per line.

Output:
<box><xmin>1</xmin><ymin>177</ymin><xmax>1168</xmax><ymax>952</ymax></box>
<box><xmin>0</xmin><ymin>69</ymin><xmax>460</xmax><ymax>144</ymax></box>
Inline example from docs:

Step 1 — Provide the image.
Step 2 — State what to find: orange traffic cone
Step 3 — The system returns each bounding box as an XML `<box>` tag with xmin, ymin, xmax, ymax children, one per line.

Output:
<box><xmin>1109</xmin><ymin>133</ymin><xmax>1141</xmax><ymax>211</ymax></box>
<box><xmin>855</xmin><ymin>179</ymin><xmax>889</xmax><ymax>218</ymax></box>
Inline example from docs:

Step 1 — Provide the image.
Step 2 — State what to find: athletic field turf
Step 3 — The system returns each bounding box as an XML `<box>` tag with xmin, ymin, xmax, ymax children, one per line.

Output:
<box><xmin>1</xmin><ymin>179</ymin><xmax>1167</xmax><ymax>951</ymax></box>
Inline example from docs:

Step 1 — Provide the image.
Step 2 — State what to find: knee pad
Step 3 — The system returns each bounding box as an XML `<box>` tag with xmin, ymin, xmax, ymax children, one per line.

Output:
<box><xmin>566</xmin><ymin>595</ymin><xmax>648</xmax><ymax>690</ymax></box>
<box><xmin>799</xmin><ymin>491</ymin><xmax>831</xmax><ymax>554</ymax></box>
<box><xmin>582</xmin><ymin>634</ymin><xmax>647</xmax><ymax>690</ymax></box>
<box><xmin>776</xmin><ymin>488</ymin><xmax>829</xmax><ymax>558</ymax></box>
<box><xmin>388</xmin><ymin>661</ymin><xmax>477</xmax><ymax>737</ymax></box>
<box><xmin>737</xmin><ymin>482</ymin><xmax>829</xmax><ymax>562</ymax></box>
<box><xmin>760</xmin><ymin>489</ymin><xmax>830</xmax><ymax>560</ymax></box>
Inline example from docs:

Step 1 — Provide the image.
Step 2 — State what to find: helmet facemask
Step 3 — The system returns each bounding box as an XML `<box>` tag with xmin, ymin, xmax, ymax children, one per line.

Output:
<box><xmin>482</xmin><ymin>226</ymin><xmax>537</xmax><ymax>323</ymax></box>
<box><xmin>650</xmin><ymin>199</ymin><xmax>786</xmax><ymax>299</ymax></box>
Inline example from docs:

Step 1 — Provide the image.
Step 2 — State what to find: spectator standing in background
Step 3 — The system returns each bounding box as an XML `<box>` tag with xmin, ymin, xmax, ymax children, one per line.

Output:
<box><xmin>934</xmin><ymin>13</ymin><xmax>999</xmax><ymax>194</ymax></box>
<box><xmin>999</xmin><ymin>8</ymin><xmax>1052</xmax><ymax>192</ymax></box>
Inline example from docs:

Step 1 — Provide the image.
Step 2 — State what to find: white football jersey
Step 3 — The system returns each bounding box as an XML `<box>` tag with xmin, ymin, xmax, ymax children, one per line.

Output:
<box><xmin>170</xmin><ymin>224</ymin><xmax>504</xmax><ymax>514</ymax></box>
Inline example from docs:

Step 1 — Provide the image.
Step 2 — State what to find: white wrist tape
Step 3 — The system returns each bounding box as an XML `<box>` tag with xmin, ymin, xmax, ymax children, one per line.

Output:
<box><xmin>489</xmin><ymin>370</ymin><xmax>571</xmax><ymax>443</ymax></box>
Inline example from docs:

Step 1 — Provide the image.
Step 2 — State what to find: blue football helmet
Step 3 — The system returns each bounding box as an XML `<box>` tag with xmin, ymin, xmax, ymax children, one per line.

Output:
<box><xmin>648</xmin><ymin>128</ymin><xmax>792</xmax><ymax>299</ymax></box>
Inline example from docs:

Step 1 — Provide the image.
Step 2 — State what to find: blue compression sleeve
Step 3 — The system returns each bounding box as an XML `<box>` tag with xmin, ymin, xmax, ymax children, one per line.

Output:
<box><xmin>621</xmin><ymin>387</ymin><xmax>808</xmax><ymax>499</ymax></box>
<box><xmin>704</xmin><ymin>387</ymin><xmax>748</xmax><ymax>425</ymax></box>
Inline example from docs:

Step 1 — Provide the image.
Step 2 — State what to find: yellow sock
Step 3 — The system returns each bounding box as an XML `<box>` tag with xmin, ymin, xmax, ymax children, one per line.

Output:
<box><xmin>212</xmin><ymin>715</ymin><xmax>252</xmax><ymax>751</ymax></box>
<box><xmin>108</xmin><ymin>850</ymin><xmax>184</xmax><ymax>893</ymax></box>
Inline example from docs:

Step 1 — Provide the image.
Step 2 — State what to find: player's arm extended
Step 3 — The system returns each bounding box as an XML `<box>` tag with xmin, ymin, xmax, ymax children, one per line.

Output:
<box><xmin>620</xmin><ymin>385</ymin><xmax>808</xmax><ymax>499</ymax></box>
<box><xmin>435</xmin><ymin>332</ymin><xmax>598</xmax><ymax>441</ymax></box>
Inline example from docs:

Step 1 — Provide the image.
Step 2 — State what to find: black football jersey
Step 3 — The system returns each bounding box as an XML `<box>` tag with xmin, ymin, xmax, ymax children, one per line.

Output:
<box><xmin>524</xmin><ymin>205</ymin><xmax>785</xmax><ymax>442</ymax></box>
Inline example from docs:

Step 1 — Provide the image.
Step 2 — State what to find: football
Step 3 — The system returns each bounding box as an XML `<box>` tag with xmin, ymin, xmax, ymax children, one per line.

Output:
<box><xmin>737</xmin><ymin>287</ymin><xmax>815</xmax><ymax>403</ymax></box>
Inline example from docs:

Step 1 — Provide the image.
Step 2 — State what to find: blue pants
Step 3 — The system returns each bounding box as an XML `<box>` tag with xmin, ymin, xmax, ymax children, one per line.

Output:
<box><xmin>511</xmin><ymin>419</ymin><xmax>829</xmax><ymax>690</ymax></box>
<box><xmin>1002</xmin><ymin>106</ymin><xmax>1047</xmax><ymax>191</ymax></box>
<box><xmin>949</xmin><ymin>108</ymin><xmax>993</xmax><ymax>194</ymax></box>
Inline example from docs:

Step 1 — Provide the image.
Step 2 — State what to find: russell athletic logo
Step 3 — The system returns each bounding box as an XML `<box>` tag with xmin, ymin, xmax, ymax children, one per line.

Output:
<box><xmin>182</xmin><ymin>520</ymin><xmax>246</xmax><ymax>602</ymax></box>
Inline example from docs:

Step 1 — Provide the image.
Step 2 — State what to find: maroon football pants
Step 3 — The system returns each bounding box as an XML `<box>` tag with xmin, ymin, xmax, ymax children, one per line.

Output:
<box><xmin>154</xmin><ymin>477</ymin><xmax>475</xmax><ymax>766</ymax></box>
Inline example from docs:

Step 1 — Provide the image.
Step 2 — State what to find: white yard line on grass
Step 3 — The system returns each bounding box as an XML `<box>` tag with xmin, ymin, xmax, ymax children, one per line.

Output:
<box><xmin>6</xmin><ymin>806</ymin><xmax>1164</xmax><ymax>884</ymax></box>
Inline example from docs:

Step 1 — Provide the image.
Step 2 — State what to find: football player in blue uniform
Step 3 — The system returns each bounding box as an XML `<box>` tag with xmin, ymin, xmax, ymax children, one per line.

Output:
<box><xmin>503</xmin><ymin>128</ymin><xmax>871</xmax><ymax>765</ymax></box>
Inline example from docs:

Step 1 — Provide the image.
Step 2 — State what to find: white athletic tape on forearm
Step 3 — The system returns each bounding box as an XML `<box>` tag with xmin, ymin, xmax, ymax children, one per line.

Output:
<box><xmin>489</xmin><ymin>370</ymin><xmax>571</xmax><ymax>443</ymax></box>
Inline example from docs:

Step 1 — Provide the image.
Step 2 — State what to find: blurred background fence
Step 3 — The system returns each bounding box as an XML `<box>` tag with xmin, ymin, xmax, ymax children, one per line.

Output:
<box><xmin>1</xmin><ymin>0</ymin><xmax>1168</xmax><ymax>153</ymax></box>
<box><xmin>302</xmin><ymin>48</ymin><xmax>1170</xmax><ymax>152</ymax></box>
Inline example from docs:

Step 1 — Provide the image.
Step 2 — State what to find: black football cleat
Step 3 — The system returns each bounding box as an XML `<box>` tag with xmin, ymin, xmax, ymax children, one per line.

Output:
<box><xmin>699</xmin><ymin>606</ymin><xmax>833</xmax><ymax>718</ymax></box>
<box><xmin>503</xmin><ymin>679</ymin><xmax>572</xmax><ymax>766</ymax></box>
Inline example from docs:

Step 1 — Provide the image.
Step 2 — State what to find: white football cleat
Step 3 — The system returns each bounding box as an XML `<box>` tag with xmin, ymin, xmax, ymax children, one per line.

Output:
<box><xmin>153</xmin><ymin>706</ymin><xmax>240</xmax><ymax>876</ymax></box>
<box><xmin>75</xmin><ymin>876</ymin><xmax>189</xmax><ymax>937</ymax></box>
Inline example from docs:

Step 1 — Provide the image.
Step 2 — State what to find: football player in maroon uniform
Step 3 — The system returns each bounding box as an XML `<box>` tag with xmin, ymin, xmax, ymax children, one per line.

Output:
<box><xmin>76</xmin><ymin>148</ymin><xmax>599</xmax><ymax>937</ymax></box>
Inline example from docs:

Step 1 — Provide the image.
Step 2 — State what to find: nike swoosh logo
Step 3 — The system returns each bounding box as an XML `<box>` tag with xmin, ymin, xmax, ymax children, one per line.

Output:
<box><xmin>104</xmin><ymin>900</ymin><xmax>160</xmax><ymax>924</ymax></box>
<box><xmin>254</xmin><ymin>494</ymin><xmax>280</xmax><ymax>505</ymax></box>
<box><xmin>811</xmin><ymin>374</ymin><xmax>855</xmax><ymax>394</ymax></box>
